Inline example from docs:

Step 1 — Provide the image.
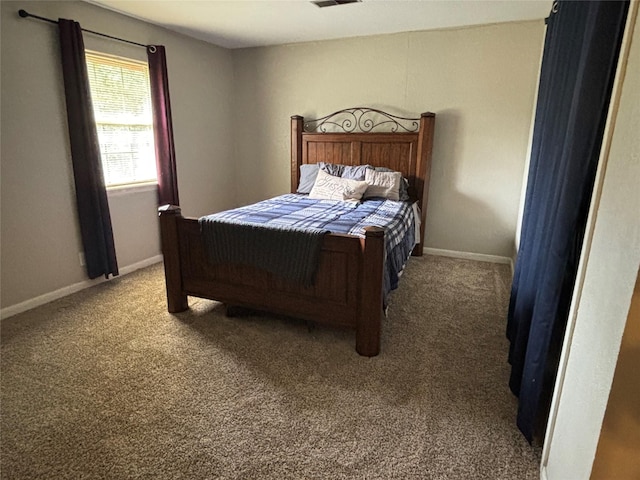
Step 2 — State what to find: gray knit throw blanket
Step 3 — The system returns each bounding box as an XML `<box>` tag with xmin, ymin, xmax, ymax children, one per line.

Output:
<box><xmin>199</xmin><ymin>218</ymin><xmax>328</xmax><ymax>287</ymax></box>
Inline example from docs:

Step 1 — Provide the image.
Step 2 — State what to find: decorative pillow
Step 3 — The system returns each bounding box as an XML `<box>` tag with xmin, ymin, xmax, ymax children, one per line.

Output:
<box><xmin>374</xmin><ymin>166</ymin><xmax>410</xmax><ymax>201</ymax></box>
<box><xmin>364</xmin><ymin>169</ymin><xmax>402</xmax><ymax>201</ymax></box>
<box><xmin>309</xmin><ymin>169</ymin><xmax>369</xmax><ymax>202</ymax></box>
<box><xmin>297</xmin><ymin>163</ymin><xmax>320</xmax><ymax>194</ymax></box>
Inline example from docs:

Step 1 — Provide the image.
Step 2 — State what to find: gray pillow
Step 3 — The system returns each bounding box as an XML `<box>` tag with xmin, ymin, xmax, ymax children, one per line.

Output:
<box><xmin>342</xmin><ymin>164</ymin><xmax>371</xmax><ymax>181</ymax></box>
<box><xmin>318</xmin><ymin>162</ymin><xmax>345</xmax><ymax>177</ymax></box>
<box><xmin>319</xmin><ymin>162</ymin><xmax>372</xmax><ymax>181</ymax></box>
<box><xmin>297</xmin><ymin>164</ymin><xmax>320</xmax><ymax>194</ymax></box>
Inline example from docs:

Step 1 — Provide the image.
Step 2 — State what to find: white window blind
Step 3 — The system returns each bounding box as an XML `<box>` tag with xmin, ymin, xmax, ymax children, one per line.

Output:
<box><xmin>85</xmin><ymin>51</ymin><xmax>157</xmax><ymax>187</ymax></box>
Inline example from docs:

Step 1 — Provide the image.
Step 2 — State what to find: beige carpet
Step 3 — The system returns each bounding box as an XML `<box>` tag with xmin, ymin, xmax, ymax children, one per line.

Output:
<box><xmin>1</xmin><ymin>255</ymin><xmax>540</xmax><ymax>479</ymax></box>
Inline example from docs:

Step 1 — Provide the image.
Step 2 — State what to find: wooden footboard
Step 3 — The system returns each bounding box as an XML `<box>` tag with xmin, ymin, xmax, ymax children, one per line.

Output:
<box><xmin>158</xmin><ymin>204</ymin><xmax>385</xmax><ymax>356</ymax></box>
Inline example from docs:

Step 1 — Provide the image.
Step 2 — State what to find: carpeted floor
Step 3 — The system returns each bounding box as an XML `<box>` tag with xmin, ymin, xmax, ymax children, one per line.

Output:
<box><xmin>1</xmin><ymin>255</ymin><xmax>540</xmax><ymax>479</ymax></box>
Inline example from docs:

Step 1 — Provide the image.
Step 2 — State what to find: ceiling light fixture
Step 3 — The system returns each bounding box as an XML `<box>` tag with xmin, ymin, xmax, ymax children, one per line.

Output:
<box><xmin>311</xmin><ymin>0</ymin><xmax>362</xmax><ymax>8</ymax></box>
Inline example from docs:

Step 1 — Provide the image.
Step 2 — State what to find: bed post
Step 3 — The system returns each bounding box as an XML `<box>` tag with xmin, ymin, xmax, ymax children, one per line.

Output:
<box><xmin>291</xmin><ymin>115</ymin><xmax>303</xmax><ymax>193</ymax></box>
<box><xmin>357</xmin><ymin>226</ymin><xmax>385</xmax><ymax>357</ymax></box>
<box><xmin>413</xmin><ymin>112</ymin><xmax>436</xmax><ymax>256</ymax></box>
<box><xmin>158</xmin><ymin>205</ymin><xmax>188</xmax><ymax>313</ymax></box>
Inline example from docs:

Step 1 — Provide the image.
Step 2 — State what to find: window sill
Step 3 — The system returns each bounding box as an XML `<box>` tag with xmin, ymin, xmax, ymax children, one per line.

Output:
<box><xmin>107</xmin><ymin>182</ymin><xmax>158</xmax><ymax>197</ymax></box>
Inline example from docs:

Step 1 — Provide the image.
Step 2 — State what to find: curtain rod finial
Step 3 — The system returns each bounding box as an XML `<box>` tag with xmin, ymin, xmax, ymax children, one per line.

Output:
<box><xmin>18</xmin><ymin>9</ymin><xmax>29</xmax><ymax>18</ymax></box>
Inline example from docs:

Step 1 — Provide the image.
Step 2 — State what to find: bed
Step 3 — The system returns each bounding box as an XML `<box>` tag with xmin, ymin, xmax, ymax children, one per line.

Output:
<box><xmin>158</xmin><ymin>107</ymin><xmax>435</xmax><ymax>356</ymax></box>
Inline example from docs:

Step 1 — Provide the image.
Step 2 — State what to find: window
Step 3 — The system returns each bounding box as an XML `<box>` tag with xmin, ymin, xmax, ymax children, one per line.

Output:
<box><xmin>85</xmin><ymin>51</ymin><xmax>157</xmax><ymax>187</ymax></box>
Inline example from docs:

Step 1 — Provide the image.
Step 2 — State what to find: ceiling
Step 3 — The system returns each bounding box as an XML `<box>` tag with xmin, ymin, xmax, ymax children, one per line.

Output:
<box><xmin>87</xmin><ymin>0</ymin><xmax>552</xmax><ymax>49</ymax></box>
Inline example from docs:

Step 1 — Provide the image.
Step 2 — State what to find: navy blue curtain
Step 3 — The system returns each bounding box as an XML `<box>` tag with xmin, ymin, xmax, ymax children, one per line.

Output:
<box><xmin>507</xmin><ymin>0</ymin><xmax>628</xmax><ymax>442</ymax></box>
<box><xmin>147</xmin><ymin>45</ymin><xmax>179</xmax><ymax>207</ymax></box>
<box><xmin>507</xmin><ymin>0</ymin><xmax>629</xmax><ymax>442</ymax></box>
<box><xmin>58</xmin><ymin>19</ymin><xmax>118</xmax><ymax>280</ymax></box>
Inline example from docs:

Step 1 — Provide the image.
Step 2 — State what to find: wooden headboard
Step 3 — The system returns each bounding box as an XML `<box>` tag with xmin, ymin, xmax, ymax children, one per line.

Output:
<box><xmin>290</xmin><ymin>107</ymin><xmax>435</xmax><ymax>255</ymax></box>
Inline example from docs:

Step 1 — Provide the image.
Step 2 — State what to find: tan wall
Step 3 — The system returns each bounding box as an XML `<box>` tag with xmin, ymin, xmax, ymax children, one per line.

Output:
<box><xmin>0</xmin><ymin>4</ymin><xmax>544</xmax><ymax>311</ymax></box>
<box><xmin>591</xmin><ymin>270</ymin><xmax>640</xmax><ymax>479</ymax></box>
<box><xmin>232</xmin><ymin>21</ymin><xmax>545</xmax><ymax>257</ymax></box>
<box><xmin>0</xmin><ymin>1</ymin><xmax>236</xmax><ymax>310</ymax></box>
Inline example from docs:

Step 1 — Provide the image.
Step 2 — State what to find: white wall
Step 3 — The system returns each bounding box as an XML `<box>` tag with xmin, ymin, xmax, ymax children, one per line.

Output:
<box><xmin>542</xmin><ymin>4</ymin><xmax>640</xmax><ymax>478</ymax></box>
<box><xmin>232</xmin><ymin>21</ymin><xmax>545</xmax><ymax>258</ymax></box>
<box><xmin>0</xmin><ymin>1</ymin><xmax>236</xmax><ymax>311</ymax></box>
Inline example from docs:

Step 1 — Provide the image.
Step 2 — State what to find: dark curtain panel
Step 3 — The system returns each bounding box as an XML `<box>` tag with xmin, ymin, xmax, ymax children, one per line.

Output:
<box><xmin>147</xmin><ymin>46</ymin><xmax>179</xmax><ymax>206</ymax></box>
<box><xmin>507</xmin><ymin>0</ymin><xmax>629</xmax><ymax>442</ymax></box>
<box><xmin>58</xmin><ymin>19</ymin><xmax>118</xmax><ymax>280</ymax></box>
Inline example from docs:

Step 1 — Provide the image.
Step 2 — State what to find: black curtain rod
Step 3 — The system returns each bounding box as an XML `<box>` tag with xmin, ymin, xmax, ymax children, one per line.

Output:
<box><xmin>18</xmin><ymin>9</ymin><xmax>152</xmax><ymax>49</ymax></box>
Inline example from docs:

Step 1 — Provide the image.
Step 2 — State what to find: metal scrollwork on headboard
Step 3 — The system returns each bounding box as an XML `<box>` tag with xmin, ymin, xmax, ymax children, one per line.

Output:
<box><xmin>303</xmin><ymin>107</ymin><xmax>420</xmax><ymax>133</ymax></box>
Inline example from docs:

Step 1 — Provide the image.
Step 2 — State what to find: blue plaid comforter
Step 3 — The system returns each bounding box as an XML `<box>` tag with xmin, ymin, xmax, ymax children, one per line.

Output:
<box><xmin>201</xmin><ymin>193</ymin><xmax>416</xmax><ymax>299</ymax></box>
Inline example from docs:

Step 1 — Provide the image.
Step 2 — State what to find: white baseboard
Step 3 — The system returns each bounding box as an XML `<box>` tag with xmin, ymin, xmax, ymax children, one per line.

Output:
<box><xmin>3</xmin><ymin>249</ymin><xmax>512</xmax><ymax>320</ymax></box>
<box><xmin>424</xmin><ymin>247</ymin><xmax>513</xmax><ymax>267</ymax></box>
<box><xmin>0</xmin><ymin>255</ymin><xmax>163</xmax><ymax>321</ymax></box>
<box><xmin>540</xmin><ymin>465</ymin><xmax>548</xmax><ymax>480</ymax></box>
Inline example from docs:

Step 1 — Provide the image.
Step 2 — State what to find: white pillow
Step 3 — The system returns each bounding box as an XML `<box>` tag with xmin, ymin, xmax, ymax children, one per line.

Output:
<box><xmin>309</xmin><ymin>169</ymin><xmax>369</xmax><ymax>202</ymax></box>
<box><xmin>363</xmin><ymin>169</ymin><xmax>402</xmax><ymax>201</ymax></box>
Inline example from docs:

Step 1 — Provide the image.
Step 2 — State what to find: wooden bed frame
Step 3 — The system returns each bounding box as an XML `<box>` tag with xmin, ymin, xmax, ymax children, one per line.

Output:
<box><xmin>158</xmin><ymin>108</ymin><xmax>435</xmax><ymax>356</ymax></box>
